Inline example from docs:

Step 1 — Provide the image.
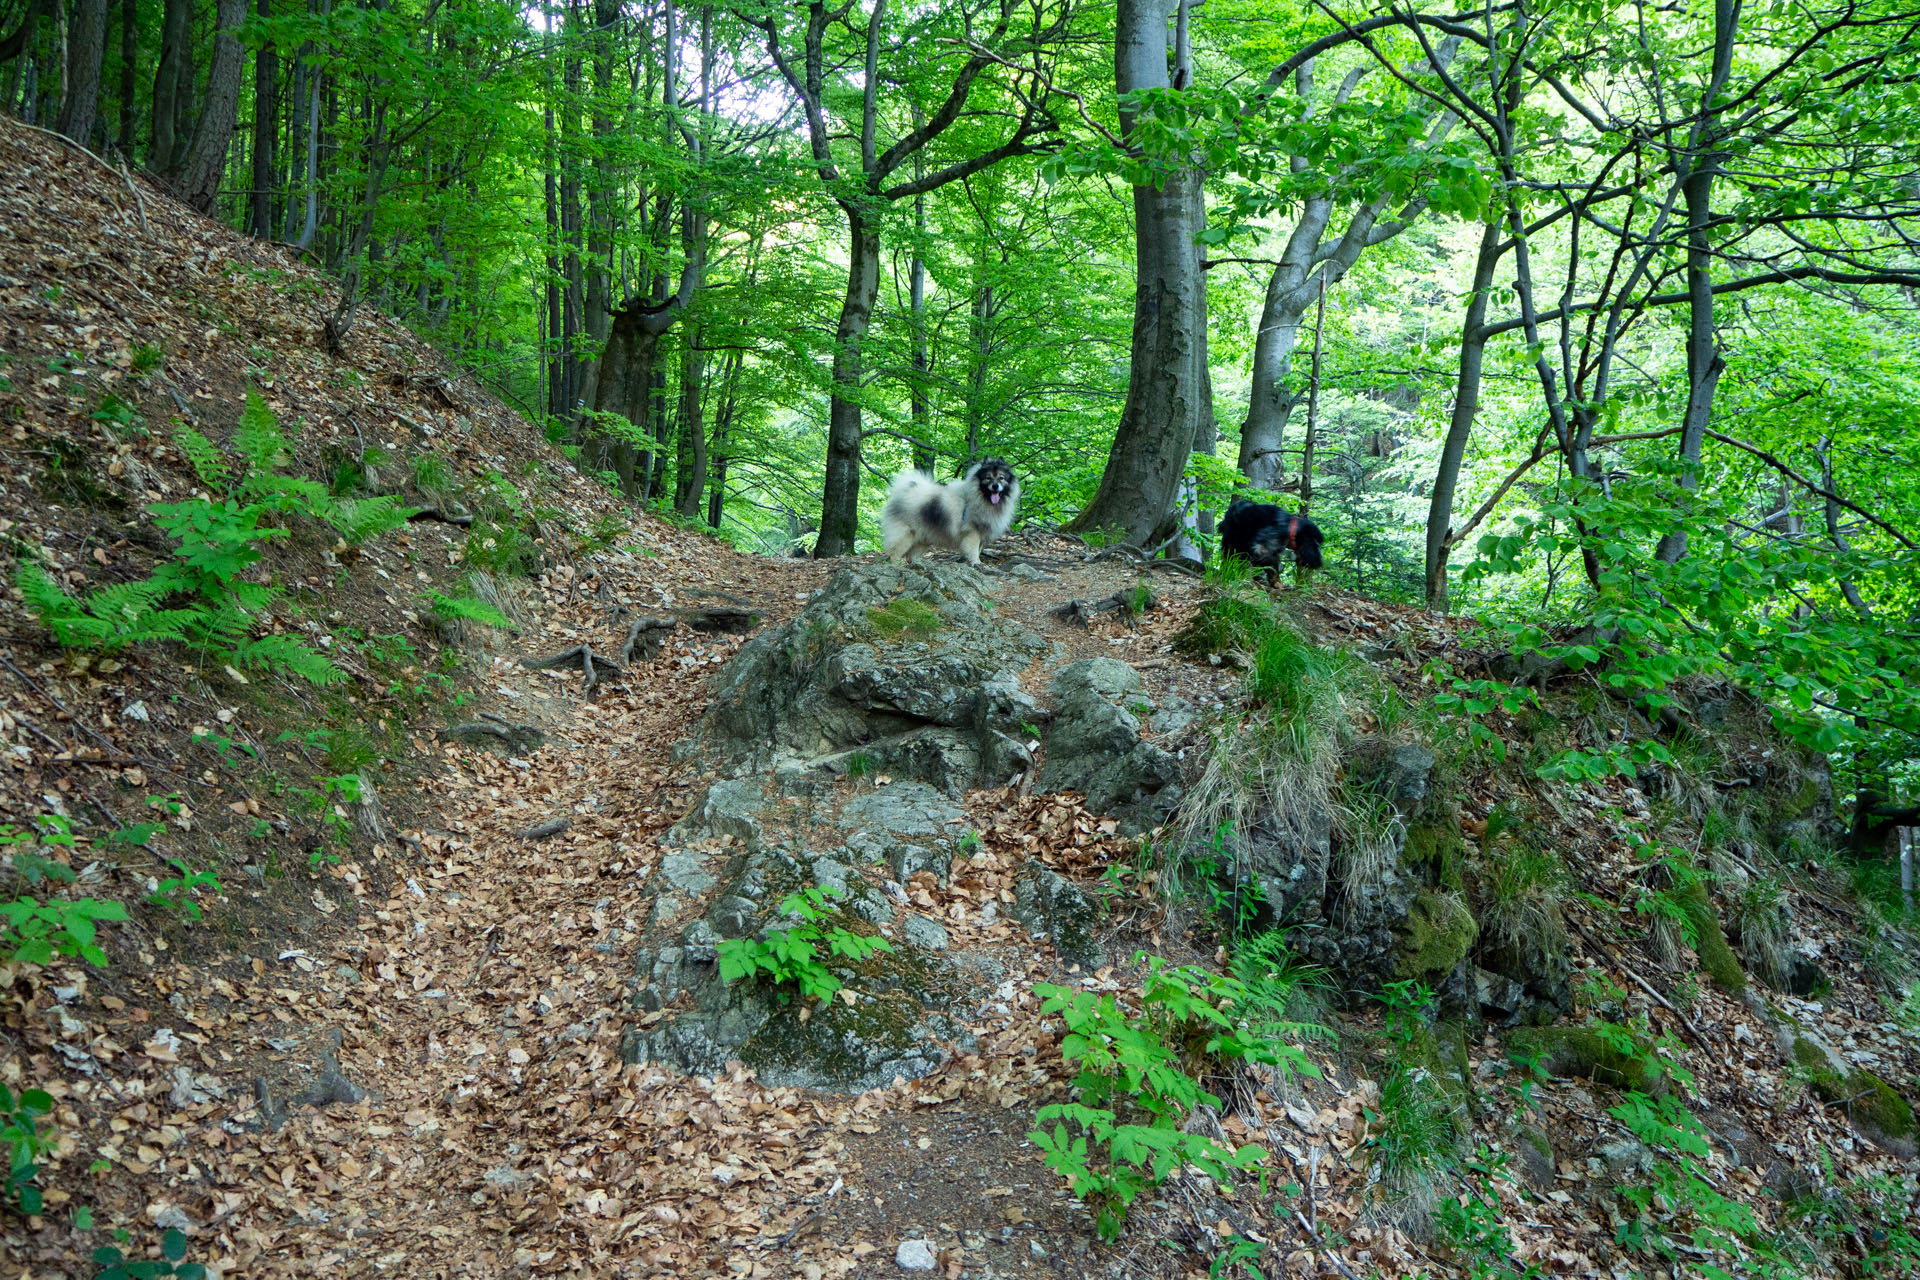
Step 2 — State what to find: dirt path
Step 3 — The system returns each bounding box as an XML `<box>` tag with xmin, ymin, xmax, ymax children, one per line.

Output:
<box><xmin>15</xmin><ymin>538</ymin><xmax>1237</xmax><ymax>1279</ymax></box>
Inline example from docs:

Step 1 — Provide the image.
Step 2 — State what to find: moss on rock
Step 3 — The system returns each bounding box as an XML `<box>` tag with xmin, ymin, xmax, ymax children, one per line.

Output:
<box><xmin>866</xmin><ymin>597</ymin><xmax>944</xmax><ymax>640</ymax></box>
<box><xmin>1791</xmin><ymin>1035</ymin><xmax>1917</xmax><ymax>1148</ymax></box>
<box><xmin>1509</xmin><ymin>1025</ymin><xmax>1670</xmax><ymax>1096</ymax></box>
<box><xmin>1677</xmin><ymin>880</ymin><xmax>1747</xmax><ymax>993</ymax></box>
<box><xmin>1396</xmin><ymin>890</ymin><xmax>1478</xmax><ymax>980</ymax></box>
<box><xmin>1403</xmin><ymin>815</ymin><xmax>1466</xmax><ymax>890</ymax></box>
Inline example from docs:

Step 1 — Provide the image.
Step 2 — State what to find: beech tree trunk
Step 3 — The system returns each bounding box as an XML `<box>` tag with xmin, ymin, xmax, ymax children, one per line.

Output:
<box><xmin>54</xmin><ymin>0</ymin><xmax>107</xmax><ymax>145</ymax></box>
<box><xmin>150</xmin><ymin>0</ymin><xmax>191</xmax><ymax>174</ymax></box>
<box><xmin>248</xmin><ymin>0</ymin><xmax>276</xmax><ymax>236</ymax></box>
<box><xmin>1066</xmin><ymin>0</ymin><xmax>1202</xmax><ymax>545</ymax></box>
<box><xmin>176</xmin><ymin>0</ymin><xmax>246</xmax><ymax>212</ymax></box>
<box><xmin>1423</xmin><ymin>220</ymin><xmax>1503</xmax><ymax>610</ymax></box>
<box><xmin>674</xmin><ymin>331</ymin><xmax>707</xmax><ymax>516</ymax></box>
<box><xmin>814</xmin><ymin>206</ymin><xmax>881</xmax><ymax>557</ymax></box>
<box><xmin>114</xmin><ymin>0</ymin><xmax>133</xmax><ymax>153</ymax></box>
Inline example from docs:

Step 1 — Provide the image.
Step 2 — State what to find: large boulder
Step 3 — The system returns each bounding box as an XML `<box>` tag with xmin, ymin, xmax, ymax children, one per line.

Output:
<box><xmin>1037</xmin><ymin>658</ymin><xmax>1185</xmax><ymax>831</ymax></box>
<box><xmin>623</xmin><ymin>779</ymin><xmax>999</xmax><ymax>1091</ymax></box>
<box><xmin>681</xmin><ymin>561</ymin><xmax>1047</xmax><ymax>796</ymax></box>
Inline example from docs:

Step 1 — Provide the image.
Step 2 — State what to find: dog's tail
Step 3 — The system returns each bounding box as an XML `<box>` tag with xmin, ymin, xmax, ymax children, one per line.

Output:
<box><xmin>886</xmin><ymin>469</ymin><xmax>941</xmax><ymax>508</ymax></box>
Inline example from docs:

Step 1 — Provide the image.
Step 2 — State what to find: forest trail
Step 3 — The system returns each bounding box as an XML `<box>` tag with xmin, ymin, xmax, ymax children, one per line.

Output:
<box><xmin>6</xmin><ymin>117</ymin><xmax>1920</xmax><ymax>1280</ymax></box>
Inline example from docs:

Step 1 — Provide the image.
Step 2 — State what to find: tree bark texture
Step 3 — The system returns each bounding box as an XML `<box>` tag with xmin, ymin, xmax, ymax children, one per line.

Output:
<box><xmin>815</xmin><ymin>206</ymin><xmax>881</xmax><ymax>556</ymax></box>
<box><xmin>1423</xmin><ymin>220</ymin><xmax>1503</xmax><ymax>610</ymax></box>
<box><xmin>674</xmin><ymin>331</ymin><xmax>707</xmax><ymax>516</ymax></box>
<box><xmin>1066</xmin><ymin>0</ymin><xmax>1202</xmax><ymax>545</ymax></box>
<box><xmin>177</xmin><ymin>0</ymin><xmax>247</xmax><ymax>213</ymax></box>
<box><xmin>114</xmin><ymin>0</ymin><xmax>135</xmax><ymax>153</ymax></box>
<box><xmin>54</xmin><ymin>0</ymin><xmax>108</xmax><ymax>145</ymax></box>
<box><xmin>248</xmin><ymin>0</ymin><xmax>276</xmax><ymax>236</ymax></box>
<box><xmin>150</xmin><ymin>0</ymin><xmax>191</xmax><ymax>175</ymax></box>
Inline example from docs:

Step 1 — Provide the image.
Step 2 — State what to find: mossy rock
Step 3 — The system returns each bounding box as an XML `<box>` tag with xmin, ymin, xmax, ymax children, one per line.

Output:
<box><xmin>1396</xmin><ymin>891</ymin><xmax>1478</xmax><ymax>981</ymax></box>
<box><xmin>1404</xmin><ymin>815</ymin><xmax>1466</xmax><ymax>890</ymax></box>
<box><xmin>1677</xmin><ymin>880</ymin><xmax>1747</xmax><ymax>993</ymax></box>
<box><xmin>1791</xmin><ymin>1036</ymin><xmax>1917</xmax><ymax>1149</ymax></box>
<box><xmin>866</xmin><ymin>598</ymin><xmax>943</xmax><ymax>640</ymax></box>
<box><xmin>1510</xmin><ymin>1025</ymin><xmax>1670</xmax><ymax>1096</ymax></box>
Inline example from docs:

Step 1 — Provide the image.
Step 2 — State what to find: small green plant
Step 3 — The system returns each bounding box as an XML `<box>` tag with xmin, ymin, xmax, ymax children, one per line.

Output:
<box><xmin>715</xmin><ymin>885</ymin><xmax>893</xmax><ymax>1004</ymax></box>
<box><xmin>411</xmin><ymin>453</ymin><xmax>453</xmax><ymax>493</ymax></box>
<box><xmin>147</xmin><ymin>859</ymin><xmax>221</xmax><ymax>921</ymax></box>
<box><xmin>1432</xmin><ymin>677</ymin><xmax>1536</xmax><ymax>763</ymax></box>
<box><xmin>130</xmin><ymin>343</ymin><xmax>165</xmax><ymax>375</ymax></box>
<box><xmin>90</xmin><ymin>392</ymin><xmax>142</xmax><ymax>430</ymax></box>
<box><xmin>1361</xmin><ymin>982</ymin><xmax>1462</xmax><ymax>1228</ymax></box>
<box><xmin>191</xmin><ymin>728</ymin><xmax>260</xmax><ymax>764</ymax></box>
<box><xmin>1436</xmin><ymin>1149</ymin><xmax>1543</xmax><ymax>1280</ymax></box>
<box><xmin>92</xmin><ymin>1228</ymin><xmax>207</xmax><ymax>1280</ymax></box>
<box><xmin>17</xmin><ymin>390</ymin><xmax>412</xmax><ymax>682</ymax></box>
<box><xmin>1031</xmin><ymin>953</ymin><xmax>1323</xmax><ymax>1239</ymax></box>
<box><xmin>844</xmin><ymin>752</ymin><xmax>876</xmax><ymax>780</ymax></box>
<box><xmin>2</xmin><ymin>1081</ymin><xmax>55</xmax><ymax>1215</ymax></box>
<box><xmin>422</xmin><ymin>590</ymin><xmax>511</xmax><ymax>630</ymax></box>
<box><xmin>1609</xmin><ymin>1090</ymin><xmax>1778</xmax><ymax>1273</ymax></box>
<box><xmin>2</xmin><ymin>896</ymin><xmax>127</xmax><ymax>966</ymax></box>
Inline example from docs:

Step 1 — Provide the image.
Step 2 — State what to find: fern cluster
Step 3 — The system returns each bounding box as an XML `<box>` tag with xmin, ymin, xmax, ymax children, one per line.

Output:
<box><xmin>17</xmin><ymin>391</ymin><xmax>414</xmax><ymax>684</ymax></box>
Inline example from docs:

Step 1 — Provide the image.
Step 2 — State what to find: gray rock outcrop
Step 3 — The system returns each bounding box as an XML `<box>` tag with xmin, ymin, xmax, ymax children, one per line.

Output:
<box><xmin>681</xmin><ymin>561</ymin><xmax>1047</xmax><ymax>796</ymax></box>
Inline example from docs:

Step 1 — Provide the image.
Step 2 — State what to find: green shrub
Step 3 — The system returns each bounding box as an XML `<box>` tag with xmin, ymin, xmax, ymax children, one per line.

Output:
<box><xmin>17</xmin><ymin>390</ymin><xmax>411</xmax><ymax>683</ymax></box>
<box><xmin>715</xmin><ymin>885</ymin><xmax>893</xmax><ymax>1004</ymax></box>
<box><xmin>2</xmin><ymin>1082</ymin><xmax>55</xmax><ymax>1215</ymax></box>
<box><xmin>1031</xmin><ymin>951</ymin><xmax>1325</xmax><ymax>1240</ymax></box>
<box><xmin>2</xmin><ymin>896</ymin><xmax>127</xmax><ymax>966</ymax></box>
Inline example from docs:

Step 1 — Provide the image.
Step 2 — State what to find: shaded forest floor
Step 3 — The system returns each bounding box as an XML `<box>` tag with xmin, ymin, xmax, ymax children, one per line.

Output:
<box><xmin>2</xmin><ymin>118</ymin><xmax>1918</xmax><ymax>1279</ymax></box>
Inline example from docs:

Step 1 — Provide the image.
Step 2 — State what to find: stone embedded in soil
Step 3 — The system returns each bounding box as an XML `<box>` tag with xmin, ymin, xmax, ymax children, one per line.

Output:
<box><xmin>1010</xmin><ymin>866</ymin><xmax>1106</xmax><ymax>969</ymax></box>
<box><xmin>895</xmin><ymin>1239</ymin><xmax>938</xmax><ymax>1271</ymax></box>
<box><xmin>1036</xmin><ymin>658</ymin><xmax>1182</xmax><ymax>830</ymax></box>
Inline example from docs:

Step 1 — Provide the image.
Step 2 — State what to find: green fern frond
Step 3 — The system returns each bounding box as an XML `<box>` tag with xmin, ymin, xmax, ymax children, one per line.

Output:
<box><xmin>244</xmin><ymin>472</ymin><xmax>331</xmax><ymax>513</ymax></box>
<box><xmin>235</xmin><ymin>388</ymin><xmax>291</xmax><ymax>478</ymax></box>
<box><xmin>232</xmin><ymin>634</ymin><xmax>344</xmax><ymax>685</ymax></box>
<box><xmin>16</xmin><ymin>563</ymin><xmax>194</xmax><ymax>650</ymax></box>
<box><xmin>174</xmin><ymin>426</ymin><xmax>234</xmax><ymax>492</ymax></box>
<box><xmin>328</xmin><ymin>496</ymin><xmax>417</xmax><ymax>544</ymax></box>
<box><xmin>423</xmin><ymin>591</ymin><xmax>511</xmax><ymax>628</ymax></box>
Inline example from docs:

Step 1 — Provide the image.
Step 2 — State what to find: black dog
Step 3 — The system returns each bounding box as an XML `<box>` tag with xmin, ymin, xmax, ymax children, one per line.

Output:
<box><xmin>1220</xmin><ymin>498</ymin><xmax>1324</xmax><ymax>571</ymax></box>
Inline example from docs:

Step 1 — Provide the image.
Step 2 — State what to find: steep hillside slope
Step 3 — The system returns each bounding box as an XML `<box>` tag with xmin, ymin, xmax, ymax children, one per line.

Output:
<box><xmin>2</xmin><ymin>116</ymin><xmax>1918</xmax><ymax>1280</ymax></box>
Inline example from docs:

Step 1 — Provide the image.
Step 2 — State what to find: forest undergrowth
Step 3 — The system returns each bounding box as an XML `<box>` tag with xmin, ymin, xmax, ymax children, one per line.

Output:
<box><xmin>1</xmin><ymin>119</ymin><xmax>1918</xmax><ymax>1280</ymax></box>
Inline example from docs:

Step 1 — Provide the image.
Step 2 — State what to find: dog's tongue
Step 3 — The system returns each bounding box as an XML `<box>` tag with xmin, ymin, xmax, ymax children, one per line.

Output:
<box><xmin>988</xmin><ymin>492</ymin><xmax>1002</xmax><ymax>505</ymax></box>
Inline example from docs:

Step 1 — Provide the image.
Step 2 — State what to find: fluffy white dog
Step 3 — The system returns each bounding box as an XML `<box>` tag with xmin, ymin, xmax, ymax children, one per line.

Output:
<box><xmin>880</xmin><ymin>458</ymin><xmax>1020</xmax><ymax>566</ymax></box>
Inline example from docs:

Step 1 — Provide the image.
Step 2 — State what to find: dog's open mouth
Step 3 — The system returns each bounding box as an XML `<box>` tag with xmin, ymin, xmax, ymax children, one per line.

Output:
<box><xmin>987</xmin><ymin>492</ymin><xmax>1002</xmax><ymax>505</ymax></box>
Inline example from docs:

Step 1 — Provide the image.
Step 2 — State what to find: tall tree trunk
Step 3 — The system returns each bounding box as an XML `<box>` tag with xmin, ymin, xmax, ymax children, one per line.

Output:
<box><xmin>963</xmin><ymin>257</ymin><xmax>991</xmax><ymax>462</ymax></box>
<box><xmin>559</xmin><ymin>2</ymin><xmax>583</xmax><ymax>422</ymax></box>
<box><xmin>1066</xmin><ymin>0</ymin><xmax>1202</xmax><ymax>545</ymax></box>
<box><xmin>708</xmin><ymin>347</ymin><xmax>740</xmax><ymax>528</ymax></box>
<box><xmin>177</xmin><ymin>0</ymin><xmax>247</xmax><ymax>213</ymax></box>
<box><xmin>578</xmin><ymin>0</ymin><xmax>620</xmax><ymax>419</ymax></box>
<box><xmin>150</xmin><ymin>0</ymin><xmax>191</xmax><ymax>174</ymax></box>
<box><xmin>542</xmin><ymin>89</ymin><xmax>563</xmax><ymax>422</ymax></box>
<box><xmin>293</xmin><ymin>55</ymin><xmax>319</xmax><ymax>247</ymax></box>
<box><xmin>908</xmin><ymin>185</ymin><xmax>933</xmax><ymax>471</ymax></box>
<box><xmin>1423</xmin><ymin>220</ymin><xmax>1503</xmax><ymax>610</ymax></box>
<box><xmin>54</xmin><ymin>0</ymin><xmax>108</xmax><ymax>145</ymax></box>
<box><xmin>248</xmin><ymin>0</ymin><xmax>276</xmax><ymax>236</ymax></box>
<box><xmin>114</xmin><ymin>0</ymin><xmax>134</xmax><ymax>153</ymax></box>
<box><xmin>814</xmin><ymin>205</ymin><xmax>881</xmax><ymax>557</ymax></box>
<box><xmin>674</xmin><ymin>329</ymin><xmax>707</xmax><ymax>516</ymax></box>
